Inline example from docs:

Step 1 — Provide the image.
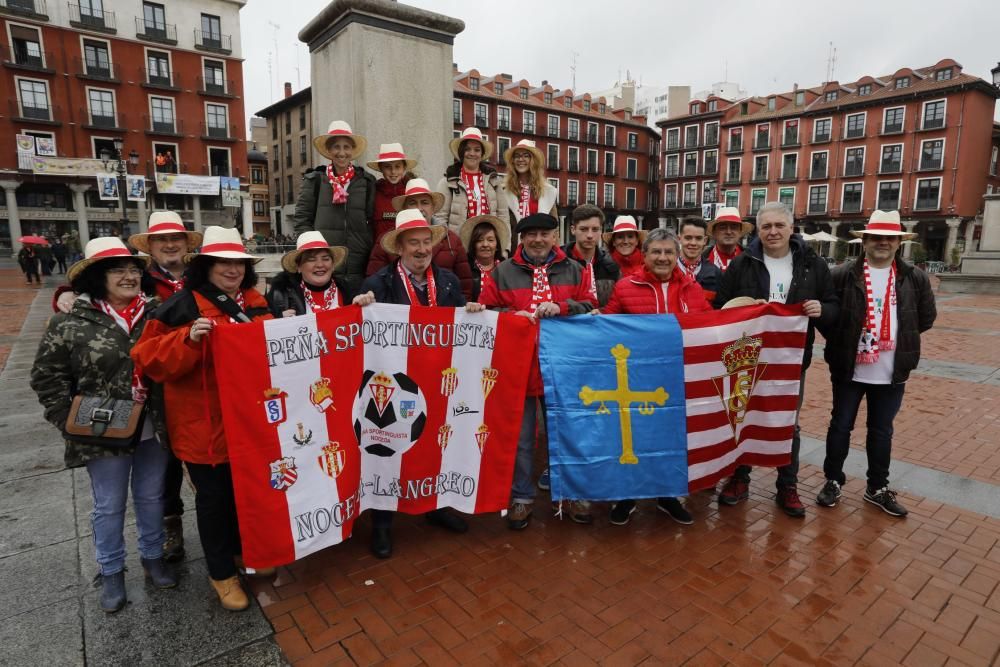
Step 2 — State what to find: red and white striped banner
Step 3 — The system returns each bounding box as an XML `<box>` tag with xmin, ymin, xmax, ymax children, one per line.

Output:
<box><xmin>212</xmin><ymin>304</ymin><xmax>533</xmax><ymax>568</ymax></box>
<box><xmin>677</xmin><ymin>303</ymin><xmax>808</xmax><ymax>492</ymax></box>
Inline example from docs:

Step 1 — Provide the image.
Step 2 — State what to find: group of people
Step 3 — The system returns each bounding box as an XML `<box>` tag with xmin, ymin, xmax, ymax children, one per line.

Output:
<box><xmin>17</xmin><ymin>237</ymin><xmax>72</xmax><ymax>283</ymax></box>
<box><xmin>29</xmin><ymin>120</ymin><xmax>936</xmax><ymax>618</ymax></box>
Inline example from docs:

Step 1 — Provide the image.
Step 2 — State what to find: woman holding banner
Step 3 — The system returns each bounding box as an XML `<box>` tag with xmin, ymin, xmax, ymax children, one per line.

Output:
<box><xmin>132</xmin><ymin>227</ymin><xmax>273</xmax><ymax>612</ymax></box>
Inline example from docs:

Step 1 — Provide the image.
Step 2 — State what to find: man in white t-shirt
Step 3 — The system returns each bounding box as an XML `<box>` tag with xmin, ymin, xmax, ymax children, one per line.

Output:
<box><xmin>713</xmin><ymin>202</ymin><xmax>838</xmax><ymax>517</ymax></box>
<box><xmin>817</xmin><ymin>210</ymin><xmax>936</xmax><ymax>517</ymax></box>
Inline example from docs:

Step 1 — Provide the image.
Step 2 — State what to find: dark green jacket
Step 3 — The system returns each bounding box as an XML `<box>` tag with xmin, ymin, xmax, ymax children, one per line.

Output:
<box><xmin>293</xmin><ymin>165</ymin><xmax>376</xmax><ymax>298</ymax></box>
<box><xmin>30</xmin><ymin>298</ymin><xmax>167</xmax><ymax>468</ymax></box>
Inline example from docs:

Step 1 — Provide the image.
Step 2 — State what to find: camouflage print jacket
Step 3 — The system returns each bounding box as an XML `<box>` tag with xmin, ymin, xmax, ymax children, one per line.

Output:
<box><xmin>30</xmin><ymin>297</ymin><xmax>167</xmax><ymax>469</ymax></box>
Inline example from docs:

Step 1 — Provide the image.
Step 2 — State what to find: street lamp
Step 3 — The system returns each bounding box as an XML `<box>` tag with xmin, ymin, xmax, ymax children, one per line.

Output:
<box><xmin>100</xmin><ymin>137</ymin><xmax>140</xmax><ymax>238</ymax></box>
<box><xmin>992</xmin><ymin>62</ymin><xmax>1000</xmax><ymax>88</ymax></box>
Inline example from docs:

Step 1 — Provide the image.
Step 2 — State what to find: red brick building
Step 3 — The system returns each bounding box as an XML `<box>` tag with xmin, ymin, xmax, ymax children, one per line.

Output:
<box><xmin>0</xmin><ymin>0</ymin><xmax>248</xmax><ymax>252</ymax></box>
<box><xmin>452</xmin><ymin>68</ymin><xmax>661</xmax><ymax>235</ymax></box>
<box><xmin>659</xmin><ymin>59</ymin><xmax>1000</xmax><ymax>262</ymax></box>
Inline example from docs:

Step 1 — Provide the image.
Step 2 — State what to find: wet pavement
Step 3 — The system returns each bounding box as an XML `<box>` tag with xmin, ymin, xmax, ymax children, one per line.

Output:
<box><xmin>1</xmin><ymin>259</ymin><xmax>998</xmax><ymax>666</ymax></box>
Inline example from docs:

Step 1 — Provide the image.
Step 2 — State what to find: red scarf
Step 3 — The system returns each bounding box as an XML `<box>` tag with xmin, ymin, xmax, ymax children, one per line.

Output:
<box><xmin>94</xmin><ymin>294</ymin><xmax>149</xmax><ymax>402</ymax></box>
<box><xmin>611</xmin><ymin>249</ymin><xmax>644</xmax><ymax>277</ymax></box>
<box><xmin>680</xmin><ymin>257</ymin><xmax>701</xmax><ymax>279</ymax></box>
<box><xmin>396</xmin><ymin>262</ymin><xmax>436</xmax><ymax>306</ymax></box>
<box><xmin>570</xmin><ymin>244</ymin><xmax>593</xmax><ymax>265</ymax></box>
<box><xmin>461</xmin><ymin>168</ymin><xmax>489</xmax><ymax>217</ymax></box>
<box><xmin>302</xmin><ymin>280</ymin><xmax>341</xmax><ymax>312</ymax></box>
<box><xmin>518</xmin><ymin>183</ymin><xmax>538</xmax><ymax>219</ymax></box>
<box><xmin>857</xmin><ymin>260</ymin><xmax>896</xmax><ymax>364</ymax></box>
<box><xmin>326</xmin><ymin>164</ymin><xmax>355</xmax><ymax>204</ymax></box>
<box><xmin>708</xmin><ymin>245</ymin><xmax>741</xmax><ymax>271</ymax></box>
<box><xmin>152</xmin><ymin>264</ymin><xmax>183</xmax><ymax>293</ymax></box>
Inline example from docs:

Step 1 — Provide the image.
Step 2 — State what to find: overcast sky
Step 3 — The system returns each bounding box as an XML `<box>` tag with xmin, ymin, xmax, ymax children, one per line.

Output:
<box><xmin>241</xmin><ymin>0</ymin><xmax>1000</xmax><ymax>132</ymax></box>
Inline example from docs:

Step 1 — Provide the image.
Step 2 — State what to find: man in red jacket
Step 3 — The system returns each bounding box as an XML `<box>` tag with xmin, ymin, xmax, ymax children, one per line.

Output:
<box><xmin>479</xmin><ymin>213</ymin><xmax>597</xmax><ymax>529</ymax></box>
<box><xmin>599</xmin><ymin>227</ymin><xmax>709</xmax><ymax>525</ymax></box>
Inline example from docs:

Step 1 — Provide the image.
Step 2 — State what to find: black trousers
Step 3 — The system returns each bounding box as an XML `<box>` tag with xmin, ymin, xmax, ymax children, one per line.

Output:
<box><xmin>185</xmin><ymin>462</ymin><xmax>241</xmax><ymax>580</ymax></box>
<box><xmin>823</xmin><ymin>380</ymin><xmax>906</xmax><ymax>491</ymax></box>
<box><xmin>163</xmin><ymin>452</ymin><xmax>185</xmax><ymax>517</ymax></box>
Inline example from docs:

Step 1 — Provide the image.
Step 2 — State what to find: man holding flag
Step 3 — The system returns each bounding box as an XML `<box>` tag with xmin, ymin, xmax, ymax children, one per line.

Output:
<box><xmin>713</xmin><ymin>202</ymin><xmax>837</xmax><ymax>516</ymax></box>
<box><xmin>359</xmin><ymin>208</ymin><xmax>481</xmax><ymax>558</ymax></box>
<box><xmin>817</xmin><ymin>211</ymin><xmax>936</xmax><ymax>517</ymax></box>
<box><xmin>479</xmin><ymin>213</ymin><xmax>597</xmax><ymax>528</ymax></box>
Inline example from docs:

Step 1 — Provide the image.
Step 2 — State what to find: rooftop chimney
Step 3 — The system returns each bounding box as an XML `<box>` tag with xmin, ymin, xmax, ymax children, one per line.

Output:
<box><xmin>284</xmin><ymin>82</ymin><xmax>292</xmax><ymax>98</ymax></box>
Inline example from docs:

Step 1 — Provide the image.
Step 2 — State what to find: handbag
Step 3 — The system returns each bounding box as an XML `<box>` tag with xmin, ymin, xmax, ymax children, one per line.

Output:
<box><xmin>63</xmin><ymin>395</ymin><xmax>145</xmax><ymax>447</ymax></box>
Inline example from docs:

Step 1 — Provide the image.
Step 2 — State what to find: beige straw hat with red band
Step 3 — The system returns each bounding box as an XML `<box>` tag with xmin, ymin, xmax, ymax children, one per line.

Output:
<box><xmin>449</xmin><ymin>127</ymin><xmax>493</xmax><ymax>161</ymax></box>
<box><xmin>184</xmin><ymin>226</ymin><xmax>262</xmax><ymax>264</ymax></box>
<box><xmin>313</xmin><ymin>120</ymin><xmax>367</xmax><ymax>161</ymax></box>
<box><xmin>281</xmin><ymin>231</ymin><xmax>348</xmax><ymax>274</ymax></box>
<box><xmin>380</xmin><ymin>209</ymin><xmax>448</xmax><ymax>255</ymax></box>
<box><xmin>602</xmin><ymin>216</ymin><xmax>647</xmax><ymax>245</ymax></box>
<box><xmin>129</xmin><ymin>211</ymin><xmax>202</xmax><ymax>254</ymax></box>
<box><xmin>68</xmin><ymin>237</ymin><xmax>150</xmax><ymax>282</ymax></box>
<box><xmin>365</xmin><ymin>142</ymin><xmax>417</xmax><ymax>171</ymax></box>
<box><xmin>707</xmin><ymin>206</ymin><xmax>754</xmax><ymax>236</ymax></box>
<box><xmin>850</xmin><ymin>210</ymin><xmax>917</xmax><ymax>239</ymax></box>
<box><xmin>390</xmin><ymin>178</ymin><xmax>446</xmax><ymax>213</ymax></box>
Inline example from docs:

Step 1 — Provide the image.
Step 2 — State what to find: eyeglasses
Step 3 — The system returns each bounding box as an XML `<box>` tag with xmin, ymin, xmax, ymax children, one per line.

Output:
<box><xmin>107</xmin><ymin>267</ymin><xmax>143</xmax><ymax>277</ymax></box>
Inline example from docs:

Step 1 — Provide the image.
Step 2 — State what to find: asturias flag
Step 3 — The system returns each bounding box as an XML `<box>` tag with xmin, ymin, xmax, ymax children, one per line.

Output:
<box><xmin>212</xmin><ymin>303</ymin><xmax>534</xmax><ymax>568</ymax></box>
<box><xmin>539</xmin><ymin>303</ymin><xmax>808</xmax><ymax>499</ymax></box>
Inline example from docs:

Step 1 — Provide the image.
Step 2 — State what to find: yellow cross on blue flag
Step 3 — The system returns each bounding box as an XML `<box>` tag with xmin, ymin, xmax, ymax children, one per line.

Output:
<box><xmin>539</xmin><ymin>314</ymin><xmax>689</xmax><ymax>500</ymax></box>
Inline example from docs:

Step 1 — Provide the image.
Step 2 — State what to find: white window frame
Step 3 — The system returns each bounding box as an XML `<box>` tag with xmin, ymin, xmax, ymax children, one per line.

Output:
<box><xmin>726</xmin><ymin>157</ymin><xmax>741</xmax><ymax>182</ymax></box>
<box><xmin>684</xmin><ymin>123</ymin><xmax>699</xmax><ymax>147</ymax></box>
<box><xmin>603</xmin><ymin>150</ymin><xmax>615</xmax><ymax>177</ymax></box>
<box><xmin>919</xmin><ymin>137</ymin><xmax>946</xmax><ymax>171</ymax></box>
<box><xmin>753</xmin><ymin>154</ymin><xmax>769</xmax><ymax>181</ymax></box>
<box><xmin>666</xmin><ymin>127</ymin><xmax>680</xmax><ymax>148</ymax></box>
<box><xmin>603</xmin><ymin>182</ymin><xmax>615</xmax><ymax>207</ymax></box>
<box><xmin>664</xmin><ymin>183</ymin><xmax>678</xmax><ymax>207</ymax></box>
<box><xmin>782</xmin><ymin>118</ymin><xmax>800</xmax><ymax>144</ymax></box>
<box><xmin>843</xmin><ymin>146</ymin><xmax>866</xmax><ymax>177</ymax></box>
<box><xmin>568</xmin><ymin>146</ymin><xmax>580</xmax><ymax>170</ymax></box>
<box><xmin>452</xmin><ymin>99</ymin><xmax>462</xmax><ymax>124</ymax></box>
<box><xmin>206</xmin><ymin>145</ymin><xmax>233</xmax><ymax>176</ymax></box>
<box><xmin>150</xmin><ymin>140</ymin><xmax>179</xmax><ymax>166</ymax></box>
<box><xmin>808</xmin><ymin>184</ymin><xmax>829</xmax><ymax>214</ymax></box>
<box><xmin>604</xmin><ymin>124</ymin><xmax>616</xmax><ymax>145</ymax></box>
<box><xmin>625</xmin><ymin>187</ymin><xmax>637</xmax><ymax>210</ymax></box>
<box><xmin>683</xmin><ymin>151</ymin><xmax>698</xmax><ymax>177</ymax></box>
<box><xmin>566</xmin><ymin>179</ymin><xmax>580</xmax><ymax>205</ymax></box>
<box><xmin>586</xmin><ymin>148</ymin><xmax>599</xmax><ymax>174</ymax></box>
<box><xmin>840</xmin><ymin>181</ymin><xmax>865</xmax><ymax>213</ymax></box>
<box><xmin>523</xmin><ymin>109</ymin><xmax>536</xmax><ymax>133</ymax></box>
<box><xmin>18</xmin><ymin>129</ymin><xmax>54</xmax><ymax>157</ymax></box>
<box><xmin>547</xmin><ymin>113</ymin><xmax>561</xmax><ymax>138</ymax></box>
<box><xmin>626</xmin><ymin>157</ymin><xmax>638</xmax><ymax>179</ymax></box>
<box><xmin>496</xmin><ymin>105</ymin><xmax>511</xmax><ymax>131</ymax></box>
<box><xmin>204</xmin><ymin>101</ymin><xmax>229</xmax><ymax>134</ymax></box>
<box><xmin>568</xmin><ymin>117</ymin><xmax>580</xmax><ymax>140</ymax></box>
<box><xmin>844</xmin><ymin>111</ymin><xmax>867</xmax><ymax>139</ymax></box>
<box><xmin>728</xmin><ymin>127</ymin><xmax>743</xmax><ymax>150</ymax></box>
<box><xmin>200</xmin><ymin>55</ymin><xmax>227</xmax><ymax>94</ymax></box>
<box><xmin>876</xmin><ymin>179</ymin><xmax>904</xmax><ymax>210</ymax></box>
<box><xmin>812</xmin><ymin>116</ymin><xmax>833</xmax><ymax>142</ymax></box>
<box><xmin>79</xmin><ymin>34</ymin><xmax>113</xmax><ymax>75</ymax></box>
<box><xmin>704</xmin><ymin>121</ymin><xmax>720</xmax><ymax>145</ymax></box>
<box><xmin>682</xmin><ymin>181</ymin><xmax>698</xmax><ymax>207</ymax></box>
<box><xmin>6</xmin><ymin>20</ymin><xmax>47</xmax><ymax>68</ymax></box>
<box><xmin>879</xmin><ymin>143</ymin><xmax>905</xmax><ymax>173</ymax></box>
<box><xmin>914</xmin><ymin>177</ymin><xmax>942</xmax><ymax>211</ymax></box>
<box><xmin>750</xmin><ymin>187</ymin><xmax>768</xmax><ymax>215</ymax></box>
<box><xmin>496</xmin><ymin>136</ymin><xmax>511</xmax><ymax>166</ymax></box>
<box><xmin>882</xmin><ymin>106</ymin><xmax>905</xmax><ymax>133</ymax></box>
<box><xmin>755</xmin><ymin>123</ymin><xmax>771</xmax><ymax>148</ymax></box>
<box><xmin>921</xmin><ymin>98</ymin><xmax>947</xmax><ymax>130</ymax></box>
<box><xmin>780</xmin><ymin>152</ymin><xmax>798</xmax><ymax>179</ymax></box>
<box><xmin>587</xmin><ymin>121</ymin><xmax>599</xmax><ymax>142</ymax></box>
<box><xmin>701</xmin><ymin>180</ymin><xmax>718</xmax><ymax>205</ymax></box>
<box><xmin>810</xmin><ymin>149</ymin><xmax>830</xmax><ymax>178</ymax></box>
<box><xmin>585</xmin><ymin>181</ymin><xmax>598</xmax><ymax>205</ymax></box>
<box><xmin>990</xmin><ymin>146</ymin><xmax>998</xmax><ymax>176</ymax></box>
<box><xmin>666</xmin><ymin>154</ymin><xmax>679</xmax><ymax>177</ymax></box>
<box><xmin>778</xmin><ymin>186</ymin><xmax>796</xmax><ymax>210</ymax></box>
<box><xmin>148</xmin><ymin>94</ymin><xmax>176</xmax><ymax>131</ymax></box>
<box><xmin>85</xmin><ymin>85</ymin><xmax>117</xmax><ymax>125</ymax></box>
<box><xmin>724</xmin><ymin>189</ymin><xmax>740</xmax><ymax>209</ymax></box>
<box><xmin>143</xmin><ymin>46</ymin><xmax>174</xmax><ymax>86</ymax></box>
<box><xmin>547</xmin><ymin>177</ymin><xmax>559</xmax><ymax>193</ymax></box>
<box><xmin>14</xmin><ymin>75</ymin><xmax>50</xmax><ymax>118</ymax></box>
<box><xmin>627</xmin><ymin>131</ymin><xmax>638</xmax><ymax>149</ymax></box>
<box><xmin>546</xmin><ymin>142</ymin><xmax>560</xmax><ymax>170</ymax></box>
<box><xmin>474</xmin><ymin>102</ymin><xmax>489</xmax><ymax>126</ymax></box>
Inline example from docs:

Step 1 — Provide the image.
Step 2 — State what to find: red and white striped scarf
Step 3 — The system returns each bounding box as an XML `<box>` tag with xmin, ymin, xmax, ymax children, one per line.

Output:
<box><xmin>461</xmin><ymin>168</ymin><xmax>489</xmax><ymax>218</ymax></box>
<box><xmin>680</xmin><ymin>257</ymin><xmax>701</xmax><ymax>279</ymax></box>
<box><xmin>518</xmin><ymin>183</ymin><xmax>538</xmax><ymax>219</ymax></box>
<box><xmin>326</xmin><ymin>164</ymin><xmax>354</xmax><ymax>204</ymax></box>
<box><xmin>94</xmin><ymin>294</ymin><xmax>149</xmax><ymax>402</ymax></box>
<box><xmin>397</xmin><ymin>262</ymin><xmax>437</xmax><ymax>307</ymax></box>
<box><xmin>708</xmin><ymin>245</ymin><xmax>741</xmax><ymax>271</ymax></box>
<box><xmin>227</xmin><ymin>290</ymin><xmax>247</xmax><ymax>323</ymax></box>
<box><xmin>857</xmin><ymin>260</ymin><xmax>896</xmax><ymax>364</ymax></box>
<box><xmin>530</xmin><ymin>261</ymin><xmax>554</xmax><ymax>315</ymax></box>
<box><xmin>301</xmin><ymin>280</ymin><xmax>340</xmax><ymax>312</ymax></box>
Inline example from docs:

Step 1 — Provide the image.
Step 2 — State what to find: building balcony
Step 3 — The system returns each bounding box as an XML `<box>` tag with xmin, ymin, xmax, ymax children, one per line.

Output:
<box><xmin>143</xmin><ymin>115</ymin><xmax>184</xmax><ymax>137</ymax></box>
<box><xmin>843</xmin><ymin>165</ymin><xmax>864</xmax><ymax>178</ymax></box>
<box><xmin>665</xmin><ymin>141</ymin><xmax>681</xmax><ymax>152</ymax></box>
<box><xmin>9</xmin><ymin>100</ymin><xmax>60</xmax><ymax>125</ymax></box>
<box><xmin>723</xmin><ymin>176</ymin><xmax>741</xmax><ymax>186</ymax></box>
<box><xmin>0</xmin><ymin>0</ymin><xmax>48</xmax><ymax>20</ymax></box>
<box><xmin>702</xmin><ymin>164</ymin><xmax>718</xmax><ymax>176</ymax></box>
<box><xmin>806</xmin><ymin>204</ymin><xmax>828</xmax><ymax>215</ymax></box>
<box><xmin>586</xmin><ymin>132</ymin><xmax>599</xmax><ymax>144</ymax></box>
<box><xmin>567</xmin><ymin>161</ymin><xmax>580</xmax><ymax>173</ymax></box>
<box><xmin>548</xmin><ymin>128</ymin><xmax>561</xmax><ymax>138</ymax></box>
<box><xmin>135</xmin><ymin>17</ymin><xmax>178</xmax><ymax>45</ymax></box>
<box><xmin>750</xmin><ymin>173</ymin><xmax>769</xmax><ymax>184</ymax></box>
<box><xmin>778</xmin><ymin>171</ymin><xmax>798</xmax><ymax>182</ymax></box>
<box><xmin>664</xmin><ymin>171</ymin><xmax>680</xmax><ymax>180</ymax></box>
<box><xmin>878</xmin><ymin>163</ymin><xmax>902</xmax><ymax>175</ymax></box>
<box><xmin>197</xmin><ymin>76</ymin><xmax>237</xmax><ymax>98</ymax></box>
<box><xmin>586</xmin><ymin>167</ymin><xmax>600</xmax><ymax>176</ymax></box>
<box><xmin>681</xmin><ymin>200</ymin><xmax>699</xmax><ymax>209</ymax></box>
<box><xmin>73</xmin><ymin>57</ymin><xmax>120</xmax><ymax>83</ymax></box>
<box><xmin>194</xmin><ymin>30</ymin><xmax>232</xmax><ymax>55</ymax></box>
<box><xmin>82</xmin><ymin>109</ymin><xmax>126</xmax><ymax>131</ymax></box>
<box><xmin>918</xmin><ymin>160</ymin><xmax>943</xmax><ymax>172</ymax></box>
<box><xmin>812</xmin><ymin>133</ymin><xmax>832</xmax><ymax>144</ymax></box>
<box><xmin>473</xmin><ymin>116</ymin><xmax>488</xmax><ymax>129</ymax></box>
<box><xmin>568</xmin><ymin>131</ymin><xmax>580</xmax><ymax>141</ymax></box>
<box><xmin>604</xmin><ymin>168</ymin><xmax>617</xmax><ymax>177</ymax></box>
<box><xmin>752</xmin><ymin>140</ymin><xmax>771</xmax><ymax>152</ymax></box>
<box><xmin>201</xmin><ymin>123</ymin><xmax>238</xmax><ymax>142</ymax></box>
<box><xmin>663</xmin><ymin>200</ymin><xmax>679</xmax><ymax>209</ymax></box>
<box><xmin>683</xmin><ymin>168</ymin><xmax>697</xmax><ymax>177</ymax></box>
<box><xmin>1</xmin><ymin>44</ymin><xmax>55</xmax><ymax>74</ymax></box>
<box><xmin>497</xmin><ymin>121</ymin><xmax>511</xmax><ymax>131</ymax></box>
<box><xmin>725</xmin><ymin>141</ymin><xmax>743</xmax><ymax>154</ymax></box>
<box><xmin>879</xmin><ymin>122</ymin><xmax>904</xmax><ymax>136</ymax></box>
<box><xmin>843</xmin><ymin>127</ymin><xmax>866</xmax><ymax>140</ymax></box>
<box><xmin>808</xmin><ymin>169</ymin><xmax>828</xmax><ymax>181</ymax></box>
<box><xmin>704</xmin><ymin>134</ymin><xmax>719</xmax><ymax>147</ymax></box>
<box><xmin>522</xmin><ymin>125</ymin><xmax>536</xmax><ymax>135</ymax></box>
<box><xmin>781</xmin><ymin>133</ymin><xmax>800</xmax><ymax>147</ymax></box>
<box><xmin>914</xmin><ymin>198</ymin><xmax>940</xmax><ymax>211</ymax></box>
<box><xmin>141</xmin><ymin>68</ymin><xmax>180</xmax><ymax>91</ymax></box>
<box><xmin>842</xmin><ymin>201</ymin><xmax>863</xmax><ymax>214</ymax></box>
<box><xmin>68</xmin><ymin>2</ymin><xmax>115</xmax><ymax>33</ymax></box>
<box><xmin>919</xmin><ymin>117</ymin><xmax>946</xmax><ymax>132</ymax></box>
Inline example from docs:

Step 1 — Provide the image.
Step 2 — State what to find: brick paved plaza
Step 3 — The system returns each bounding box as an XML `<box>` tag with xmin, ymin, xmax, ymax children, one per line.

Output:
<box><xmin>2</xmin><ymin>263</ymin><xmax>999</xmax><ymax>666</ymax></box>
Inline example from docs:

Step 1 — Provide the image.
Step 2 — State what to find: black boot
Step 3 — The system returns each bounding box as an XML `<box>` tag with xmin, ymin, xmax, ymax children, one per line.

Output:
<box><xmin>370</xmin><ymin>522</ymin><xmax>392</xmax><ymax>559</ymax></box>
<box><xmin>163</xmin><ymin>515</ymin><xmax>185</xmax><ymax>563</ymax></box>
<box><xmin>100</xmin><ymin>571</ymin><xmax>127</xmax><ymax>613</ymax></box>
<box><xmin>142</xmin><ymin>557</ymin><xmax>178</xmax><ymax>589</ymax></box>
<box><xmin>425</xmin><ymin>508</ymin><xmax>468</xmax><ymax>533</ymax></box>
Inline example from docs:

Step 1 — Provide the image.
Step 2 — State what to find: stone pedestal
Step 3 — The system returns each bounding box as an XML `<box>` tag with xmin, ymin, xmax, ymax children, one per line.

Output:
<box><xmin>1</xmin><ymin>180</ymin><xmax>22</xmax><ymax>254</ymax></box>
<box><xmin>902</xmin><ymin>221</ymin><xmax>918</xmax><ymax>260</ymax></box>
<box><xmin>68</xmin><ymin>184</ymin><xmax>92</xmax><ymax>249</ymax></box>
<box><xmin>191</xmin><ymin>196</ymin><xmax>203</xmax><ymax>232</ymax></box>
<box><xmin>940</xmin><ymin>194</ymin><xmax>1000</xmax><ymax>293</ymax></box>
<box><xmin>299</xmin><ymin>0</ymin><xmax>465</xmax><ymax>183</ymax></box>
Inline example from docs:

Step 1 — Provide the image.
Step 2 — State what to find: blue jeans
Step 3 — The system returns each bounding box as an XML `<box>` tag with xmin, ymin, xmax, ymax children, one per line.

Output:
<box><xmin>85</xmin><ymin>437</ymin><xmax>168</xmax><ymax>575</ymax></box>
<box><xmin>823</xmin><ymin>380</ymin><xmax>906</xmax><ymax>491</ymax></box>
<box><xmin>511</xmin><ymin>397</ymin><xmax>545</xmax><ymax>504</ymax></box>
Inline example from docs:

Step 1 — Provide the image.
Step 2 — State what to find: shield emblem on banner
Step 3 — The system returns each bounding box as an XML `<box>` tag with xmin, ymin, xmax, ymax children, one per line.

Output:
<box><xmin>262</xmin><ymin>388</ymin><xmax>288</xmax><ymax>426</ymax></box>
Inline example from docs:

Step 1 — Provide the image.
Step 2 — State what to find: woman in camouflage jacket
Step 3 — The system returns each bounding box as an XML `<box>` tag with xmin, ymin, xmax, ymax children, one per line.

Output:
<box><xmin>30</xmin><ymin>238</ymin><xmax>175</xmax><ymax>614</ymax></box>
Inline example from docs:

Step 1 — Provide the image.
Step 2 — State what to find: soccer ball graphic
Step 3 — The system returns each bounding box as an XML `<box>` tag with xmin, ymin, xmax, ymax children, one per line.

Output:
<box><xmin>353</xmin><ymin>370</ymin><xmax>427</xmax><ymax>457</ymax></box>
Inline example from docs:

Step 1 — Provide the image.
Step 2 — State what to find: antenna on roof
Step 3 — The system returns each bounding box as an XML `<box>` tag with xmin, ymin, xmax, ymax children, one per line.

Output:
<box><xmin>826</xmin><ymin>42</ymin><xmax>837</xmax><ymax>82</ymax></box>
<box><xmin>268</xmin><ymin>21</ymin><xmax>281</xmax><ymax>100</ymax></box>
<box><xmin>571</xmin><ymin>51</ymin><xmax>579</xmax><ymax>90</ymax></box>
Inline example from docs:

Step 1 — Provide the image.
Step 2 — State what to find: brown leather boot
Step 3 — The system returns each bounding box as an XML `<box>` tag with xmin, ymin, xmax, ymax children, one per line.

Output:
<box><xmin>163</xmin><ymin>515</ymin><xmax>184</xmax><ymax>563</ymax></box>
<box><xmin>209</xmin><ymin>576</ymin><xmax>249</xmax><ymax>611</ymax></box>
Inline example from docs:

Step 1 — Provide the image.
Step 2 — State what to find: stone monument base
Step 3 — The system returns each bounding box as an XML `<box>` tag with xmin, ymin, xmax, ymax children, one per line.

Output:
<box><xmin>938</xmin><ymin>272</ymin><xmax>1000</xmax><ymax>294</ymax></box>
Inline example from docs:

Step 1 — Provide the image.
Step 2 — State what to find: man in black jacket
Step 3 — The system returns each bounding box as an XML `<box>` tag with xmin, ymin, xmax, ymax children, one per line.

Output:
<box><xmin>359</xmin><ymin>209</ymin><xmax>482</xmax><ymax>558</ymax></box>
<box><xmin>713</xmin><ymin>202</ymin><xmax>838</xmax><ymax>517</ymax></box>
<box><xmin>678</xmin><ymin>219</ymin><xmax>723</xmax><ymax>297</ymax></box>
<box><xmin>817</xmin><ymin>211</ymin><xmax>936</xmax><ymax>517</ymax></box>
<box><xmin>562</xmin><ymin>204</ymin><xmax>620</xmax><ymax>307</ymax></box>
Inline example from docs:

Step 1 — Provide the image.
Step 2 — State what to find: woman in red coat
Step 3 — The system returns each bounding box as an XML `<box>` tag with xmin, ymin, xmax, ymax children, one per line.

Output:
<box><xmin>368</xmin><ymin>142</ymin><xmax>418</xmax><ymax>244</ymax></box>
<box><xmin>132</xmin><ymin>227</ymin><xmax>273</xmax><ymax>613</ymax></box>
<box><xmin>604</xmin><ymin>216</ymin><xmax>646</xmax><ymax>278</ymax></box>
<box><xmin>598</xmin><ymin>227</ymin><xmax>709</xmax><ymax>527</ymax></box>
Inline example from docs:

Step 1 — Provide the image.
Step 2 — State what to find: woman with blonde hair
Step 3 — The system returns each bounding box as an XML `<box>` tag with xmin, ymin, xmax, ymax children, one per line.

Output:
<box><xmin>502</xmin><ymin>140</ymin><xmax>558</xmax><ymax>234</ymax></box>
